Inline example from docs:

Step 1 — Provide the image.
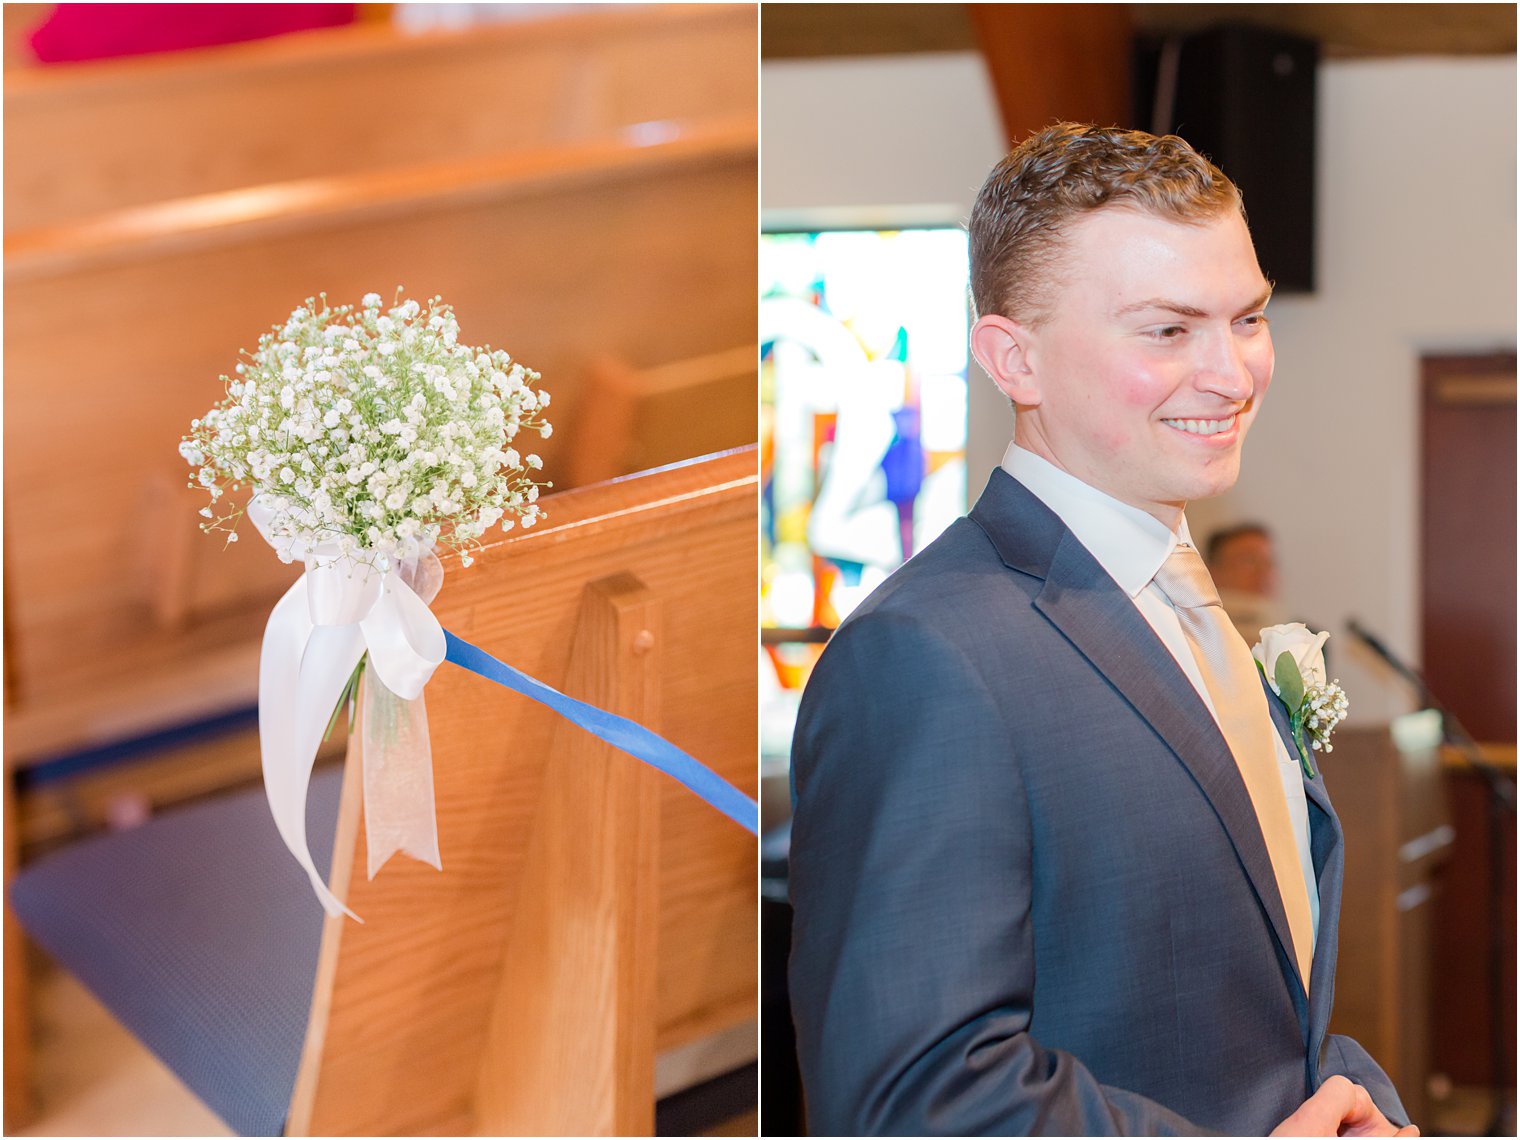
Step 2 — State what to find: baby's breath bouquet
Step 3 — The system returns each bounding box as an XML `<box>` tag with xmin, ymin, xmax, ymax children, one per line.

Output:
<box><xmin>181</xmin><ymin>290</ymin><xmax>551</xmax><ymax>570</ymax></box>
<box><xmin>182</xmin><ymin>290</ymin><xmax>553</xmax><ymax>917</ymax></box>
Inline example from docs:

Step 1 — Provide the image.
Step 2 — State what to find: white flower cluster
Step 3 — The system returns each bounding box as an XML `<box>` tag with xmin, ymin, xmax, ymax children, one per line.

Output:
<box><xmin>182</xmin><ymin>291</ymin><xmax>551</xmax><ymax>570</ymax></box>
<box><xmin>1303</xmin><ymin>681</ymin><xmax>1349</xmax><ymax>752</ymax></box>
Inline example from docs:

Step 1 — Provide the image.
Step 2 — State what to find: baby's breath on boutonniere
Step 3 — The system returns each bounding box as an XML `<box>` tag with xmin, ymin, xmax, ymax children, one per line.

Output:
<box><xmin>1251</xmin><ymin>622</ymin><xmax>1348</xmax><ymax>780</ymax></box>
<box><xmin>179</xmin><ymin>290</ymin><xmax>553</xmax><ymax>570</ymax></box>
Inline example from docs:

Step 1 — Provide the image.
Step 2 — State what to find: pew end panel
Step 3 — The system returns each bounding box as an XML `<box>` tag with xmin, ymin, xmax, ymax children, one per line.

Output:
<box><xmin>287</xmin><ymin>449</ymin><xmax>758</xmax><ymax>1135</ymax></box>
<box><xmin>472</xmin><ymin>572</ymin><xmax>662</xmax><ymax>1137</ymax></box>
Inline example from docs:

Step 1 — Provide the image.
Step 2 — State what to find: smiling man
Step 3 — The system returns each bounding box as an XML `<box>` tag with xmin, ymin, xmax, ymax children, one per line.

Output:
<box><xmin>787</xmin><ymin>124</ymin><xmax>1413</xmax><ymax>1136</ymax></box>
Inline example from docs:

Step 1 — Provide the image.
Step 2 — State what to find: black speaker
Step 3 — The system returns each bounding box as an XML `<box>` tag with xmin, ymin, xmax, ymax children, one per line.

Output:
<box><xmin>1134</xmin><ymin>24</ymin><xmax>1320</xmax><ymax>293</ymax></box>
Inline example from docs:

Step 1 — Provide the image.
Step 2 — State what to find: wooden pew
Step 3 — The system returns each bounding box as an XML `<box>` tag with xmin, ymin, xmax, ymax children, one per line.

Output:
<box><xmin>4</xmin><ymin>3</ymin><xmax>757</xmax><ymax>232</ymax></box>
<box><xmin>289</xmin><ymin>448</ymin><xmax>758</xmax><ymax>1135</ymax></box>
<box><xmin>568</xmin><ymin>345</ymin><xmax>759</xmax><ymax>487</ymax></box>
<box><xmin>3</xmin><ymin>123</ymin><xmax>757</xmax><ymax>766</ymax></box>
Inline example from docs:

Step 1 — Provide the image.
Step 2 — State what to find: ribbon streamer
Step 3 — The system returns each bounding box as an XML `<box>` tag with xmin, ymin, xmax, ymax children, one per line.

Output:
<box><xmin>252</xmin><ymin>500</ymin><xmax>446</xmax><ymax>919</ymax></box>
<box><xmin>443</xmin><ymin>631</ymin><xmax>760</xmax><ymax>835</ymax></box>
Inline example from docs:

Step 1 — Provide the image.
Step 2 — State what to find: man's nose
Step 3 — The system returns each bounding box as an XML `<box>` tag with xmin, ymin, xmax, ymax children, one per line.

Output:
<box><xmin>1196</xmin><ymin>333</ymin><xmax>1255</xmax><ymax>401</ymax></box>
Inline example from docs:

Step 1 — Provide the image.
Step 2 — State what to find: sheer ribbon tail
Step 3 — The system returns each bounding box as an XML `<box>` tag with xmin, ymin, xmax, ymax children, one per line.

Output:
<box><xmin>357</xmin><ymin>571</ymin><xmax>447</xmax><ymax>878</ymax></box>
<box><xmin>360</xmin><ymin>674</ymin><xmax>442</xmax><ymax>879</ymax></box>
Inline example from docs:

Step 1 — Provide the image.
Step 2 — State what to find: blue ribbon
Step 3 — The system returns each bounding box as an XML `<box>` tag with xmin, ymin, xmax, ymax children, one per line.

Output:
<box><xmin>443</xmin><ymin>630</ymin><xmax>759</xmax><ymax>835</ymax></box>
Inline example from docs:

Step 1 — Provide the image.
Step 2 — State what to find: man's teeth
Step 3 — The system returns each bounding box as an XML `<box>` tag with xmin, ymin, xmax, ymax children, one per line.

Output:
<box><xmin>1162</xmin><ymin>416</ymin><xmax>1235</xmax><ymax>436</ymax></box>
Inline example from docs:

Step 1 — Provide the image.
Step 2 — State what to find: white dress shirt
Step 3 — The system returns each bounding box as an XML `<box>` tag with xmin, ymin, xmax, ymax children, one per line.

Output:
<box><xmin>1002</xmin><ymin>442</ymin><xmax>1320</xmax><ymax>945</ymax></box>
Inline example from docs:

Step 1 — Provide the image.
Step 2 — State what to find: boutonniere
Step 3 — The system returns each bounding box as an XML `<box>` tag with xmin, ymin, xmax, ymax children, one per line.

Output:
<box><xmin>1251</xmin><ymin>622</ymin><xmax>1348</xmax><ymax>780</ymax></box>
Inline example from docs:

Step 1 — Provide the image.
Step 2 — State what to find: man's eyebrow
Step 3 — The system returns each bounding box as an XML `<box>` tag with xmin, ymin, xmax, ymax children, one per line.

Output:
<box><xmin>1115</xmin><ymin>298</ymin><xmax>1209</xmax><ymax>319</ymax></box>
<box><xmin>1243</xmin><ymin>286</ymin><xmax>1275</xmax><ymax>313</ymax></box>
<box><xmin>1115</xmin><ymin>288</ymin><xmax>1274</xmax><ymax>320</ymax></box>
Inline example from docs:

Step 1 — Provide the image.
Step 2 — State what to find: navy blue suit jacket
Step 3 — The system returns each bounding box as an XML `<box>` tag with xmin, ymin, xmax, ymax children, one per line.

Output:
<box><xmin>788</xmin><ymin>469</ymin><xmax>1406</xmax><ymax>1135</ymax></box>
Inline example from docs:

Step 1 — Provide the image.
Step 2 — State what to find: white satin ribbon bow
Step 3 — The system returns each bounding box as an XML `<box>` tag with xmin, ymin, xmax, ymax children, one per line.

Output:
<box><xmin>250</xmin><ymin>498</ymin><xmax>447</xmax><ymax>919</ymax></box>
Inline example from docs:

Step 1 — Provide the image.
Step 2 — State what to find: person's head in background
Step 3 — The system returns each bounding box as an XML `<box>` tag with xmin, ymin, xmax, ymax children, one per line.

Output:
<box><xmin>1206</xmin><ymin>522</ymin><xmax>1278</xmax><ymax>598</ymax></box>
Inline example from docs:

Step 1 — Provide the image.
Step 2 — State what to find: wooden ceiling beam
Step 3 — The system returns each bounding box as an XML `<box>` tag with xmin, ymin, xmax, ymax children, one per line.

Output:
<box><xmin>969</xmin><ymin>5</ymin><xmax>1132</xmax><ymax>145</ymax></box>
<box><xmin>761</xmin><ymin>3</ymin><xmax>976</xmax><ymax>59</ymax></box>
<box><xmin>1132</xmin><ymin>4</ymin><xmax>1516</xmax><ymax>59</ymax></box>
<box><xmin>761</xmin><ymin>3</ymin><xmax>1516</xmax><ymax>60</ymax></box>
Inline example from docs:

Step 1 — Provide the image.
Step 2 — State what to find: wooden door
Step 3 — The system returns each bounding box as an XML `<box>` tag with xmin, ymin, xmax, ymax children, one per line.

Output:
<box><xmin>1420</xmin><ymin>352</ymin><xmax>1516</xmax><ymax>1092</ymax></box>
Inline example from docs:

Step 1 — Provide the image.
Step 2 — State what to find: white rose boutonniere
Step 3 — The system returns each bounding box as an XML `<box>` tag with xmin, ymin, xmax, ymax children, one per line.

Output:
<box><xmin>1251</xmin><ymin>622</ymin><xmax>1348</xmax><ymax>780</ymax></box>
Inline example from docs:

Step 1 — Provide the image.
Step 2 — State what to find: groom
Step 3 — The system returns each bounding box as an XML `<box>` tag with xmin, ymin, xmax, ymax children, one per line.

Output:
<box><xmin>787</xmin><ymin>124</ymin><xmax>1413</xmax><ymax>1136</ymax></box>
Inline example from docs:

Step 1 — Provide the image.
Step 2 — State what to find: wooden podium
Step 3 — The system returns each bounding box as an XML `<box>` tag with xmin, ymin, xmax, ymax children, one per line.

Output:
<box><xmin>1321</xmin><ymin>720</ymin><xmax>1452</xmax><ymax>1130</ymax></box>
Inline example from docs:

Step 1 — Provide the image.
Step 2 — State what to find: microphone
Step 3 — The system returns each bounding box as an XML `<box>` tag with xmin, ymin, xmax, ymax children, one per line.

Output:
<box><xmin>1346</xmin><ymin>618</ymin><xmax>1514</xmax><ymax>807</ymax></box>
<box><xmin>1345</xmin><ymin>618</ymin><xmax>1424</xmax><ymax>689</ymax></box>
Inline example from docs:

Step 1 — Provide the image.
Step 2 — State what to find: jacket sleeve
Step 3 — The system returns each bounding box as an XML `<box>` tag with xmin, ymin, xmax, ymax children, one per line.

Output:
<box><xmin>787</xmin><ymin>610</ymin><xmax>1214</xmax><ymax>1136</ymax></box>
<box><xmin>1319</xmin><ymin>1035</ymin><xmax>1410</xmax><ymax>1128</ymax></box>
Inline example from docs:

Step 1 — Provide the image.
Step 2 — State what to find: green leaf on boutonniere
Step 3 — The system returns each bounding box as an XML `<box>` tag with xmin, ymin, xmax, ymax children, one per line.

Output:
<box><xmin>1268</xmin><ymin>652</ymin><xmax>1316</xmax><ymax>779</ymax></box>
<box><xmin>1274</xmin><ymin>651</ymin><xmax>1305</xmax><ymax>713</ymax></box>
<box><xmin>1288</xmin><ymin>708</ymin><xmax>1317</xmax><ymax>780</ymax></box>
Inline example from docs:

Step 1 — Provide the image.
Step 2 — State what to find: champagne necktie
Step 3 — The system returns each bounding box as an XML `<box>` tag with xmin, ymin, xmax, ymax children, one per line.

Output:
<box><xmin>1153</xmin><ymin>543</ymin><xmax>1315</xmax><ymax>990</ymax></box>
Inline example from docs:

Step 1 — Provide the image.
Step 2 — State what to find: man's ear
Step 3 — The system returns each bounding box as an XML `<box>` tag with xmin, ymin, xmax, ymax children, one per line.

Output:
<box><xmin>970</xmin><ymin>314</ymin><xmax>1040</xmax><ymax>406</ymax></box>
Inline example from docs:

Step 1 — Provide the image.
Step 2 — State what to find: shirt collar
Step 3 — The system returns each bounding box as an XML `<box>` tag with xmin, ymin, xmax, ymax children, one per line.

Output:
<box><xmin>1000</xmin><ymin>441</ymin><xmax>1192</xmax><ymax>599</ymax></box>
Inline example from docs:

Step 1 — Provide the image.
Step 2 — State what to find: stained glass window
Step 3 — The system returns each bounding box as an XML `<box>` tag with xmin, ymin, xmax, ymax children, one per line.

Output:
<box><xmin>760</xmin><ymin>227</ymin><xmax>971</xmax><ymax>755</ymax></box>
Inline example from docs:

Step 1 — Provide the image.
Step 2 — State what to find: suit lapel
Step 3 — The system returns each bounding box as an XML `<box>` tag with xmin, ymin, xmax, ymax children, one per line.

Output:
<box><xmin>1305</xmin><ymin>786</ymin><xmax>1342</xmax><ymax>1055</ymax></box>
<box><xmin>1263</xmin><ymin>680</ymin><xmax>1343</xmax><ymax>1044</ymax></box>
<box><xmin>971</xmin><ymin>470</ymin><xmax>1307</xmax><ymax>1003</ymax></box>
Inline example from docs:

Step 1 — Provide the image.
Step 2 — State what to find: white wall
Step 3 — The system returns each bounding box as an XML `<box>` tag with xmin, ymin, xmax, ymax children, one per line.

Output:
<box><xmin>761</xmin><ymin>53</ymin><xmax>1013</xmax><ymax>480</ymax></box>
<box><xmin>761</xmin><ymin>51</ymin><xmax>1517</xmax><ymax>725</ymax></box>
<box><xmin>1195</xmin><ymin>57</ymin><xmax>1516</xmax><ymax>723</ymax></box>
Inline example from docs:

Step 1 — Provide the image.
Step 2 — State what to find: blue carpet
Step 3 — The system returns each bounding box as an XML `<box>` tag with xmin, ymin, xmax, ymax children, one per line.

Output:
<box><xmin>10</xmin><ymin>766</ymin><xmax>344</xmax><ymax>1137</ymax></box>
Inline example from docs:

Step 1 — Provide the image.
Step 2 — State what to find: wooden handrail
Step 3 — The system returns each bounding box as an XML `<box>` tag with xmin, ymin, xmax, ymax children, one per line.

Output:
<box><xmin>465</xmin><ymin>447</ymin><xmax>759</xmax><ymax>566</ymax></box>
<box><xmin>1442</xmin><ymin>742</ymin><xmax>1517</xmax><ymax>771</ymax></box>
<box><xmin>761</xmin><ymin>626</ymin><xmax>833</xmax><ymax>645</ymax></box>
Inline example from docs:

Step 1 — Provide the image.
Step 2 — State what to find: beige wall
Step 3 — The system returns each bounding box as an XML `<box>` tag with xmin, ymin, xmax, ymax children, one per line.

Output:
<box><xmin>761</xmin><ymin>50</ymin><xmax>1516</xmax><ymax>725</ymax></box>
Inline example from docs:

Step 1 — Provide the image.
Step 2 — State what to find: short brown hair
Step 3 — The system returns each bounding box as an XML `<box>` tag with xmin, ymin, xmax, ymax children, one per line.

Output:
<box><xmin>1205</xmin><ymin>522</ymin><xmax>1272</xmax><ymax>566</ymax></box>
<box><xmin>969</xmin><ymin>123</ymin><xmax>1244</xmax><ymax>324</ymax></box>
